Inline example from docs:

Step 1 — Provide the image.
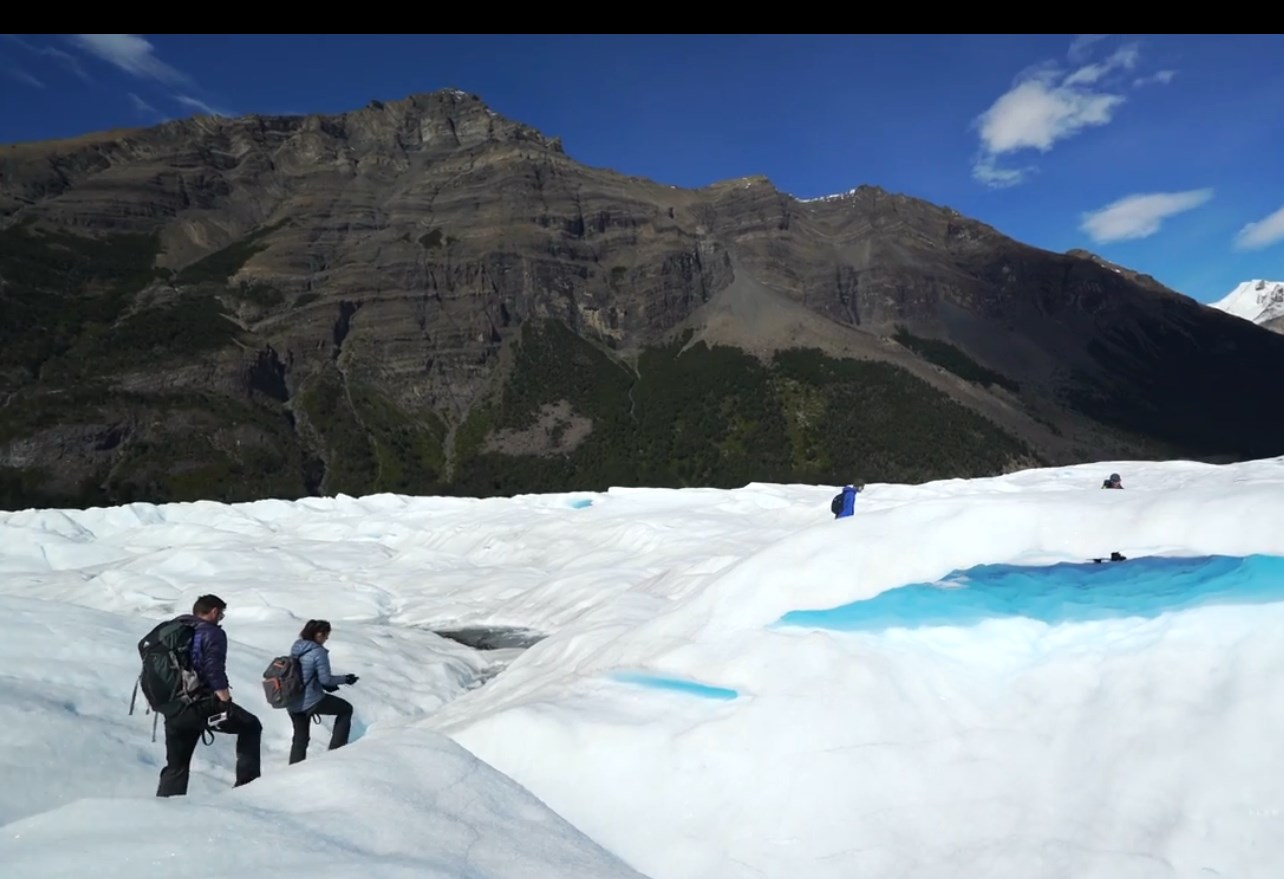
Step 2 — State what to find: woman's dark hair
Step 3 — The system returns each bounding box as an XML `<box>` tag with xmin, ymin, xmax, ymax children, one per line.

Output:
<box><xmin>299</xmin><ymin>619</ymin><xmax>332</xmax><ymax>642</ymax></box>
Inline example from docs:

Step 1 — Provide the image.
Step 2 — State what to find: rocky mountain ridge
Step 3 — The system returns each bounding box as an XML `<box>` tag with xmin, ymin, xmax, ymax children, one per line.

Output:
<box><xmin>3</xmin><ymin>89</ymin><xmax>1284</xmax><ymax>509</ymax></box>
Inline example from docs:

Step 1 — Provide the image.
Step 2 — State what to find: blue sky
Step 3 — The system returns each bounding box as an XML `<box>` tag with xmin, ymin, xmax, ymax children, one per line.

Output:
<box><xmin>3</xmin><ymin>34</ymin><xmax>1282</xmax><ymax>304</ymax></box>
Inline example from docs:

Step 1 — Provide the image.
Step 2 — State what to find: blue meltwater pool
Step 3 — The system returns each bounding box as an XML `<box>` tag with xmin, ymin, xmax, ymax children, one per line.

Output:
<box><xmin>776</xmin><ymin>554</ymin><xmax>1284</xmax><ymax>632</ymax></box>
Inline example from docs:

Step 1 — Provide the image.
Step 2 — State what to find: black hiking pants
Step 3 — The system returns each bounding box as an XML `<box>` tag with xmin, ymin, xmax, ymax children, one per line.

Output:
<box><xmin>157</xmin><ymin>700</ymin><xmax>262</xmax><ymax>797</ymax></box>
<box><xmin>288</xmin><ymin>694</ymin><xmax>353</xmax><ymax>764</ymax></box>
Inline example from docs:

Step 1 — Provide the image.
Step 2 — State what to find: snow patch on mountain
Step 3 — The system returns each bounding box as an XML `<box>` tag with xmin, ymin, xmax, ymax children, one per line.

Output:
<box><xmin>1210</xmin><ymin>279</ymin><xmax>1284</xmax><ymax>326</ymax></box>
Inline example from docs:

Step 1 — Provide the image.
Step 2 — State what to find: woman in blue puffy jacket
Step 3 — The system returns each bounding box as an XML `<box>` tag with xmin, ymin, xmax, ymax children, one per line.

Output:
<box><xmin>287</xmin><ymin>619</ymin><xmax>359</xmax><ymax>764</ymax></box>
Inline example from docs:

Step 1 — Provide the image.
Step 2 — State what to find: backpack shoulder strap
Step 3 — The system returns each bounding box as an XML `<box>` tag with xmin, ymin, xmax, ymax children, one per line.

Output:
<box><xmin>295</xmin><ymin>642</ymin><xmax>316</xmax><ymax>675</ymax></box>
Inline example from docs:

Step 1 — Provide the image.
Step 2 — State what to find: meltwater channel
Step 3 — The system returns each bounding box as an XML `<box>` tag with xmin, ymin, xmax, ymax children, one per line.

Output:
<box><xmin>776</xmin><ymin>554</ymin><xmax>1284</xmax><ymax>632</ymax></box>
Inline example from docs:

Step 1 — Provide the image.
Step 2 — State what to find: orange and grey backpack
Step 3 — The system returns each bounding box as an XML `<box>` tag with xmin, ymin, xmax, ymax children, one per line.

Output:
<box><xmin>262</xmin><ymin>654</ymin><xmax>305</xmax><ymax>709</ymax></box>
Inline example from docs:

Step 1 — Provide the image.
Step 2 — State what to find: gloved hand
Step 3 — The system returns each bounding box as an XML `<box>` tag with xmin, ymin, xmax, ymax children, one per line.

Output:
<box><xmin>322</xmin><ymin>684</ymin><xmax>339</xmax><ymax>693</ymax></box>
<box><xmin>344</xmin><ymin>674</ymin><xmax>359</xmax><ymax>685</ymax></box>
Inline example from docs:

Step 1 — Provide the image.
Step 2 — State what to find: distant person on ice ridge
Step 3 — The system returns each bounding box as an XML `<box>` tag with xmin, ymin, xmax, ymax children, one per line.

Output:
<box><xmin>830</xmin><ymin>482</ymin><xmax>864</xmax><ymax>519</ymax></box>
<box><xmin>1095</xmin><ymin>473</ymin><xmax>1126</xmax><ymax>561</ymax></box>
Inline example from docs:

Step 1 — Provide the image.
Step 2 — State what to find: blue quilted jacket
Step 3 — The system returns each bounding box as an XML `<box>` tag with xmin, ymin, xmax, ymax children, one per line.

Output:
<box><xmin>286</xmin><ymin>639</ymin><xmax>346</xmax><ymax>713</ymax></box>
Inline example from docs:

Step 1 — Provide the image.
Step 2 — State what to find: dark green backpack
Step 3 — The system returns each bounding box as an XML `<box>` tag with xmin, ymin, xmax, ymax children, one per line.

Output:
<box><xmin>133</xmin><ymin>619</ymin><xmax>206</xmax><ymax>719</ymax></box>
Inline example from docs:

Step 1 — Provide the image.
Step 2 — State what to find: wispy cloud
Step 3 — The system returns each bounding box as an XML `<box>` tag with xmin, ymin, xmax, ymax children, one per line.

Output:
<box><xmin>1063</xmin><ymin>44</ymin><xmax>1140</xmax><ymax>87</ymax></box>
<box><xmin>66</xmin><ymin>34</ymin><xmax>190</xmax><ymax>86</ymax></box>
<box><xmin>174</xmin><ymin>94</ymin><xmax>230</xmax><ymax>118</ymax></box>
<box><xmin>1234</xmin><ymin>205</ymin><xmax>1284</xmax><ymax>251</ymax></box>
<box><xmin>8</xmin><ymin>67</ymin><xmax>46</xmax><ymax>88</ymax></box>
<box><xmin>1080</xmin><ymin>189</ymin><xmax>1214</xmax><ymax>244</ymax></box>
<box><xmin>128</xmin><ymin>92</ymin><xmax>164</xmax><ymax>119</ymax></box>
<box><xmin>971</xmin><ymin>159</ymin><xmax>1030</xmax><ymax>189</ymax></box>
<box><xmin>970</xmin><ymin>38</ymin><xmax>1164</xmax><ymax>188</ymax></box>
<box><xmin>1134</xmin><ymin>70</ymin><xmax>1177</xmax><ymax>87</ymax></box>
<box><xmin>1068</xmin><ymin>34</ymin><xmax>1110</xmax><ymax>64</ymax></box>
<box><xmin>62</xmin><ymin>35</ymin><xmax>235</xmax><ymax>120</ymax></box>
<box><xmin>4</xmin><ymin>34</ymin><xmax>90</xmax><ymax>81</ymax></box>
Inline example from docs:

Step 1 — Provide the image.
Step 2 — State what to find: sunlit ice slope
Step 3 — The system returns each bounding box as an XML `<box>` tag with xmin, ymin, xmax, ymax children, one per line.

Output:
<box><xmin>424</xmin><ymin>457</ymin><xmax>1284</xmax><ymax>879</ymax></box>
<box><xmin>1</xmin><ymin>457</ymin><xmax>1282</xmax><ymax>878</ymax></box>
<box><xmin>0</xmin><ymin>595</ymin><xmax>648</xmax><ymax>879</ymax></box>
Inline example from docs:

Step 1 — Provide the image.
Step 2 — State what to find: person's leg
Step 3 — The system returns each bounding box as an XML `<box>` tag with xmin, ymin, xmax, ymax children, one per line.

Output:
<box><xmin>325</xmin><ymin>696</ymin><xmax>353</xmax><ymax>751</ymax></box>
<box><xmin>311</xmin><ymin>694</ymin><xmax>354</xmax><ymax>751</ymax></box>
<box><xmin>217</xmin><ymin>702</ymin><xmax>262</xmax><ymax>787</ymax></box>
<box><xmin>288</xmin><ymin>710</ymin><xmax>312</xmax><ymax>764</ymax></box>
<box><xmin>157</xmin><ymin>719</ymin><xmax>201</xmax><ymax>797</ymax></box>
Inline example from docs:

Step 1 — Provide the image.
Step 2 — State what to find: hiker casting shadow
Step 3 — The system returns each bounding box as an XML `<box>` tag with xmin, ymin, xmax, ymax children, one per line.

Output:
<box><xmin>287</xmin><ymin>619</ymin><xmax>359</xmax><ymax>764</ymax></box>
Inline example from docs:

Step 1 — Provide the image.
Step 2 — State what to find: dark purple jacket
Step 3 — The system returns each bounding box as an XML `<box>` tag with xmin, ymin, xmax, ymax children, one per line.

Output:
<box><xmin>180</xmin><ymin>615</ymin><xmax>229</xmax><ymax>691</ymax></box>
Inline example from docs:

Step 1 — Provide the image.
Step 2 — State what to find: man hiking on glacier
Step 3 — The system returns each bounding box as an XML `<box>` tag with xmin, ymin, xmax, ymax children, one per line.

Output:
<box><xmin>136</xmin><ymin>594</ymin><xmax>263</xmax><ymax>797</ymax></box>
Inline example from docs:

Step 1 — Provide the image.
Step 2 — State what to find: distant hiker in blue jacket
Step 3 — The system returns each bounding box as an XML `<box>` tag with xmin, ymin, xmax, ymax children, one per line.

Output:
<box><xmin>286</xmin><ymin>619</ymin><xmax>359</xmax><ymax>764</ymax></box>
<box><xmin>830</xmin><ymin>482</ymin><xmax>864</xmax><ymax>519</ymax></box>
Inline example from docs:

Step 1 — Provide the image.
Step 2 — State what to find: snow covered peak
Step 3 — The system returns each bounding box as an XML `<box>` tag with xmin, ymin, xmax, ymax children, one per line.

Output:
<box><xmin>1210</xmin><ymin>279</ymin><xmax>1284</xmax><ymax>325</ymax></box>
<box><xmin>797</xmin><ymin>187</ymin><xmax>861</xmax><ymax>204</ymax></box>
<box><xmin>794</xmin><ymin>184</ymin><xmax>895</xmax><ymax>204</ymax></box>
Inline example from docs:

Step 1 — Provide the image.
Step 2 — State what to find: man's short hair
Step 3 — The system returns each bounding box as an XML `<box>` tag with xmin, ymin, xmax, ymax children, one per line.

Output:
<box><xmin>192</xmin><ymin>594</ymin><xmax>227</xmax><ymax>615</ymax></box>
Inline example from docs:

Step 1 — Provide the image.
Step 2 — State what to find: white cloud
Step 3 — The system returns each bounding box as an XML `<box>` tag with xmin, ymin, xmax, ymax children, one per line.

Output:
<box><xmin>1134</xmin><ymin>70</ymin><xmax>1177</xmax><ymax>87</ymax></box>
<box><xmin>971</xmin><ymin>38</ymin><xmax>1167</xmax><ymax>188</ymax></box>
<box><xmin>174</xmin><ymin>94</ymin><xmax>230</xmax><ymax>118</ymax></box>
<box><xmin>975</xmin><ymin>77</ymin><xmax>1124</xmax><ymax>155</ymax></box>
<box><xmin>1080</xmin><ymin>189</ymin><xmax>1214</xmax><ymax>243</ymax></box>
<box><xmin>8</xmin><ymin>67</ymin><xmax>45</xmax><ymax>88</ymax></box>
<box><xmin>67</xmin><ymin>34</ymin><xmax>190</xmax><ymax>86</ymax></box>
<box><xmin>1234</xmin><ymin>206</ymin><xmax>1284</xmax><ymax>251</ymax></box>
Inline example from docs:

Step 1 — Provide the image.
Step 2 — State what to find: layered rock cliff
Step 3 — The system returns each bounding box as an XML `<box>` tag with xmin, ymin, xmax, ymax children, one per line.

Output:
<box><xmin>3</xmin><ymin>89</ymin><xmax>1284</xmax><ymax>509</ymax></box>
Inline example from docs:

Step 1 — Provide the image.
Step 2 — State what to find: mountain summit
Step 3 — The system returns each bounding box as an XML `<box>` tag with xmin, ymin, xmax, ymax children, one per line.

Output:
<box><xmin>1211</xmin><ymin>279</ymin><xmax>1284</xmax><ymax>333</ymax></box>
<box><xmin>4</xmin><ymin>89</ymin><xmax>1284</xmax><ymax>509</ymax></box>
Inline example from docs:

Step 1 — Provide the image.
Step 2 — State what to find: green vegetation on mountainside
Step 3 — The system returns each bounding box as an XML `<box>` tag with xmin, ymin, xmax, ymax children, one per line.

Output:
<box><xmin>0</xmin><ymin>389</ymin><xmax>307</xmax><ymax>510</ymax></box>
<box><xmin>297</xmin><ymin>366</ymin><xmax>448</xmax><ymax>498</ymax></box>
<box><xmin>0</xmin><ymin>222</ymin><xmax>167</xmax><ymax>376</ymax></box>
<box><xmin>453</xmin><ymin>320</ymin><xmax>1035</xmax><ymax>496</ymax></box>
